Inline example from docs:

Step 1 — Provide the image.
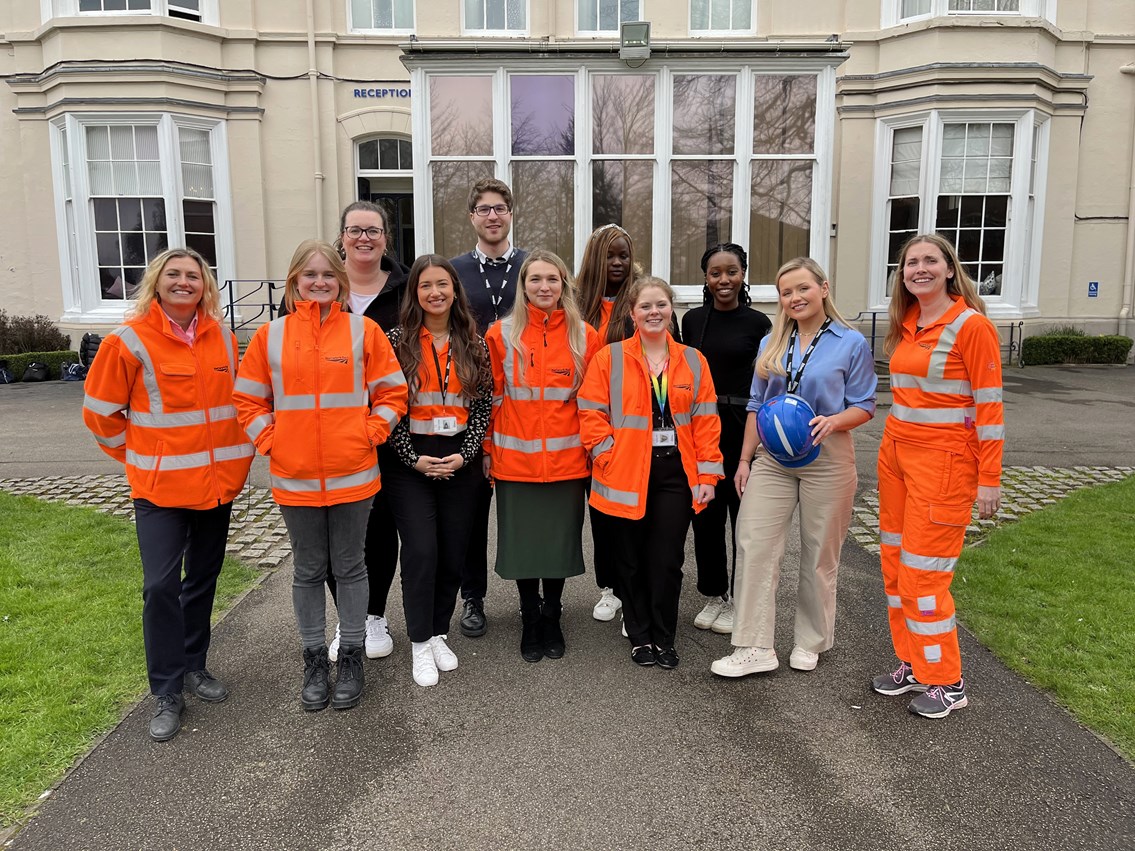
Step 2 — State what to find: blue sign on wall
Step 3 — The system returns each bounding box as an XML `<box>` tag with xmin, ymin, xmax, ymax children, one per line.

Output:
<box><xmin>353</xmin><ymin>87</ymin><xmax>411</xmax><ymax>99</ymax></box>
<box><xmin>1088</xmin><ymin>281</ymin><xmax>1099</xmax><ymax>298</ymax></box>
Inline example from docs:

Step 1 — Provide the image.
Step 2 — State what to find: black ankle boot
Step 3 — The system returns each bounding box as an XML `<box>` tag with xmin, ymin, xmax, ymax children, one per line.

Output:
<box><xmin>520</xmin><ymin>603</ymin><xmax>544</xmax><ymax>663</ymax></box>
<box><xmin>301</xmin><ymin>645</ymin><xmax>330</xmax><ymax>711</ymax></box>
<box><xmin>331</xmin><ymin>644</ymin><xmax>364</xmax><ymax>710</ymax></box>
<box><xmin>541</xmin><ymin>602</ymin><xmax>565</xmax><ymax>659</ymax></box>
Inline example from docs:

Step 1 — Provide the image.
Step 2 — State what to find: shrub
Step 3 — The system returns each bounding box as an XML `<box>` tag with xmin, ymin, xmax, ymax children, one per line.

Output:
<box><xmin>1040</xmin><ymin>324</ymin><xmax>1086</xmax><ymax>337</ymax></box>
<box><xmin>0</xmin><ymin>310</ymin><xmax>70</xmax><ymax>354</ymax></box>
<box><xmin>1021</xmin><ymin>334</ymin><xmax>1133</xmax><ymax>366</ymax></box>
<box><xmin>0</xmin><ymin>351</ymin><xmax>80</xmax><ymax>381</ymax></box>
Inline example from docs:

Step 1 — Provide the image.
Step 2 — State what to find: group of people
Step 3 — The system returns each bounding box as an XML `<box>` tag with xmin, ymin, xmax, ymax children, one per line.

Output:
<box><xmin>82</xmin><ymin>176</ymin><xmax>1004</xmax><ymax>742</ymax></box>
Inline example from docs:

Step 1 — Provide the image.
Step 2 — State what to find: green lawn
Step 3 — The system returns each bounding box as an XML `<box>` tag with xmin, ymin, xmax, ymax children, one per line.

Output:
<box><xmin>955</xmin><ymin>475</ymin><xmax>1135</xmax><ymax>759</ymax></box>
<box><xmin>0</xmin><ymin>492</ymin><xmax>258</xmax><ymax>827</ymax></box>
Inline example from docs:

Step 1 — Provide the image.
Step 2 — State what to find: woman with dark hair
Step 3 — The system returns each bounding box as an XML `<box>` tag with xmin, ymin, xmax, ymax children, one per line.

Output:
<box><xmin>871</xmin><ymin>233</ymin><xmax>1003</xmax><ymax>719</ymax></box>
<box><xmin>383</xmin><ymin>255</ymin><xmax>493</xmax><ymax>687</ymax></box>
<box><xmin>681</xmin><ymin>243</ymin><xmax>771</xmax><ymax>635</ymax></box>
<box><xmin>83</xmin><ymin>248</ymin><xmax>254</xmax><ymax>742</ymax></box>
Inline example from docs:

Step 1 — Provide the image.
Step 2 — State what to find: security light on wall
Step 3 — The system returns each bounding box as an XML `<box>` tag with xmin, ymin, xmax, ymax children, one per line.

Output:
<box><xmin>620</xmin><ymin>21</ymin><xmax>651</xmax><ymax>61</ymax></box>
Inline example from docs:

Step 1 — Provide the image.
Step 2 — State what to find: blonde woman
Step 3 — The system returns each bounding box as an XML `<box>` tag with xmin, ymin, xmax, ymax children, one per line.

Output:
<box><xmin>484</xmin><ymin>249</ymin><xmax>600</xmax><ymax>662</ymax></box>
<box><xmin>712</xmin><ymin>258</ymin><xmax>876</xmax><ymax>679</ymax></box>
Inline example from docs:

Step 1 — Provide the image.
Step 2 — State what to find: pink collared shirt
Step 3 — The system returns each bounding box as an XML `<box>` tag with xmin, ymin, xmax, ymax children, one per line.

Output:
<box><xmin>161</xmin><ymin>307</ymin><xmax>199</xmax><ymax>346</ymax></box>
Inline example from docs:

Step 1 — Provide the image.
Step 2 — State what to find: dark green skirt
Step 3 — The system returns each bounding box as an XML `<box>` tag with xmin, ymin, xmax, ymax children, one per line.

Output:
<box><xmin>494</xmin><ymin>479</ymin><xmax>587</xmax><ymax>580</ymax></box>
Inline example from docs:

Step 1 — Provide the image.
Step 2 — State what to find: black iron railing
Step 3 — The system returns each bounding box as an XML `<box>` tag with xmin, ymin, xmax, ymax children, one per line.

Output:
<box><xmin>222</xmin><ymin>280</ymin><xmax>284</xmax><ymax>333</ymax></box>
<box><xmin>852</xmin><ymin>310</ymin><xmax>1026</xmax><ymax>367</ymax></box>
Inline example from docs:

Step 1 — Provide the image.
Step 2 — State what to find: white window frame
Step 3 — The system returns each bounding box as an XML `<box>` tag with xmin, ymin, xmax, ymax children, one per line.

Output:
<box><xmin>576</xmin><ymin>0</ymin><xmax>640</xmax><ymax>36</ymax></box>
<box><xmin>49</xmin><ymin>112</ymin><xmax>235</xmax><ymax>323</ymax></box>
<box><xmin>690</xmin><ymin>0</ymin><xmax>756</xmax><ymax>37</ymax></box>
<box><xmin>883</xmin><ymin>0</ymin><xmax>1055</xmax><ymax>28</ymax></box>
<box><xmin>44</xmin><ymin>0</ymin><xmax>218</xmax><ymax>26</ymax></box>
<box><xmin>461</xmin><ymin>0</ymin><xmax>529</xmax><ymax>36</ymax></box>
<box><xmin>869</xmin><ymin>109</ymin><xmax>1048</xmax><ymax>318</ymax></box>
<box><xmin>348</xmin><ymin>0</ymin><xmax>415</xmax><ymax>35</ymax></box>
<box><xmin>411</xmin><ymin>58</ymin><xmax>836</xmax><ymax>304</ymax></box>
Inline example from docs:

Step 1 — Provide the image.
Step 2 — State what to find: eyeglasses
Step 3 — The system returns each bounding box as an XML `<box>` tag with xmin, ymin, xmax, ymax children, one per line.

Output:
<box><xmin>344</xmin><ymin>226</ymin><xmax>384</xmax><ymax>239</ymax></box>
<box><xmin>472</xmin><ymin>204</ymin><xmax>511</xmax><ymax>217</ymax></box>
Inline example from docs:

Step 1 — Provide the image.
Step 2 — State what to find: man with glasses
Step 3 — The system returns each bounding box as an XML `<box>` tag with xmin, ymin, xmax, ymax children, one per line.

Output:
<box><xmin>450</xmin><ymin>178</ymin><xmax>528</xmax><ymax>640</ymax></box>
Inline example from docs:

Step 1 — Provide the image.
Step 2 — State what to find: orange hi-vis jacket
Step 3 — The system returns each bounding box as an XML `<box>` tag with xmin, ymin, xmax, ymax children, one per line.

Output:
<box><xmin>401</xmin><ymin>325</ymin><xmax>474</xmax><ymax>436</ymax></box>
<box><xmin>484</xmin><ymin>303</ymin><xmax>601</xmax><ymax>482</ymax></box>
<box><xmin>82</xmin><ymin>305</ymin><xmax>254</xmax><ymax>510</ymax></box>
<box><xmin>234</xmin><ymin>301</ymin><xmax>408</xmax><ymax>507</ymax></box>
<box><xmin>884</xmin><ymin>297</ymin><xmax>1004</xmax><ymax>487</ymax></box>
<box><xmin>578</xmin><ymin>331</ymin><xmax>724</xmax><ymax>520</ymax></box>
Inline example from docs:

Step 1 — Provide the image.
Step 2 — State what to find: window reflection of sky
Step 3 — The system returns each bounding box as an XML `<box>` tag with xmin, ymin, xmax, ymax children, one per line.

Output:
<box><xmin>511</xmin><ymin>76</ymin><xmax>575</xmax><ymax>156</ymax></box>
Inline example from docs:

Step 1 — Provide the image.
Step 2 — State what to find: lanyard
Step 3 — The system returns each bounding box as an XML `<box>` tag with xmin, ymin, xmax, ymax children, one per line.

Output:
<box><xmin>429</xmin><ymin>340</ymin><xmax>452</xmax><ymax>406</ymax></box>
<box><xmin>476</xmin><ymin>248</ymin><xmax>514</xmax><ymax>322</ymax></box>
<box><xmin>785</xmin><ymin>318</ymin><xmax>831</xmax><ymax>395</ymax></box>
<box><xmin>643</xmin><ymin>346</ymin><xmax>669</xmax><ymax>413</ymax></box>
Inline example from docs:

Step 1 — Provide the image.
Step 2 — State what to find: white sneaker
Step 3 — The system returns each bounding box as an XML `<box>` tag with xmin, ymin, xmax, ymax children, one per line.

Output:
<box><xmin>710</xmin><ymin>600</ymin><xmax>734</xmax><ymax>634</ymax></box>
<box><xmin>365</xmin><ymin>615</ymin><xmax>394</xmax><ymax>659</ymax></box>
<box><xmin>328</xmin><ymin>623</ymin><xmax>341</xmax><ymax>663</ymax></box>
<box><xmin>593</xmin><ymin>588</ymin><xmax>622</xmax><ymax>622</ymax></box>
<box><xmin>694</xmin><ymin>596</ymin><xmax>727</xmax><ymax>630</ymax></box>
<box><xmin>430</xmin><ymin>635</ymin><xmax>459</xmax><ymax>672</ymax></box>
<box><xmin>411</xmin><ymin>641</ymin><xmax>439</xmax><ymax>687</ymax></box>
<box><xmin>789</xmin><ymin>646</ymin><xmax>819</xmax><ymax>671</ymax></box>
<box><xmin>710</xmin><ymin>646</ymin><xmax>779</xmax><ymax>678</ymax></box>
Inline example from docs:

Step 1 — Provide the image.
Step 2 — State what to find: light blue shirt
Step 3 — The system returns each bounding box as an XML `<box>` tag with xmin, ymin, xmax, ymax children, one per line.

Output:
<box><xmin>746</xmin><ymin>322</ymin><xmax>878</xmax><ymax>417</ymax></box>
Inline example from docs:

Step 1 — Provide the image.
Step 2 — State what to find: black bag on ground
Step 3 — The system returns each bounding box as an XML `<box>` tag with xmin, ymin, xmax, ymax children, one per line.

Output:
<box><xmin>21</xmin><ymin>362</ymin><xmax>50</xmax><ymax>382</ymax></box>
<box><xmin>0</xmin><ymin>360</ymin><xmax>12</xmax><ymax>385</ymax></box>
<box><xmin>61</xmin><ymin>361</ymin><xmax>87</xmax><ymax>381</ymax></box>
<box><xmin>79</xmin><ymin>333</ymin><xmax>103</xmax><ymax>367</ymax></box>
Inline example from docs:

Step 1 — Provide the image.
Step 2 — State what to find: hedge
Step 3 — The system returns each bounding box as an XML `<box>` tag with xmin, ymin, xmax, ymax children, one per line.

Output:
<box><xmin>0</xmin><ymin>350</ymin><xmax>81</xmax><ymax>381</ymax></box>
<box><xmin>1020</xmin><ymin>335</ymin><xmax>1133</xmax><ymax>366</ymax></box>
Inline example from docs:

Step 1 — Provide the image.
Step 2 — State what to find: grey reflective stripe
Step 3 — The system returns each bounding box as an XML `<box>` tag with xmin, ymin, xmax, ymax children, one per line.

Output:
<box><xmin>886</xmin><ymin>594</ymin><xmax>902</xmax><ymax>609</ymax></box>
<box><xmin>977</xmin><ymin>425</ymin><xmax>1005</xmax><ymax>441</ymax></box>
<box><xmin>683</xmin><ymin>346</ymin><xmax>702</xmax><ymax>389</ymax></box>
<box><xmin>916</xmin><ymin>595</ymin><xmax>938</xmax><ymax>612</ymax></box>
<box><xmin>372</xmin><ymin>405</ymin><xmax>401</xmax><ymax>427</ymax></box>
<box><xmin>224</xmin><ymin>331</ymin><xmax>237</xmax><ymax>378</ymax></box>
<box><xmin>890</xmin><ymin>373</ymin><xmax>972</xmax><ymax>396</ymax></box>
<box><xmin>84</xmin><ymin>394</ymin><xmax>124</xmax><ymax>417</ymax></box>
<box><xmin>690</xmin><ymin>485</ymin><xmax>699</xmax><ymax>502</ymax></box>
<box><xmin>115</xmin><ymin>325</ymin><xmax>164</xmax><ymax>414</ymax></box>
<box><xmin>245</xmin><ymin>413</ymin><xmax>273</xmax><ymax>441</ymax></box>
<box><xmin>593</xmin><ymin>480</ymin><xmax>638</xmax><ymax>507</ymax></box>
<box><xmin>543</xmin><ymin>387</ymin><xmax>574</xmax><ymax>402</ymax></box>
<box><xmin>901</xmin><ymin>549</ymin><xmax>957</xmax><ymax>573</ymax></box>
<box><xmin>879</xmin><ymin>530</ymin><xmax>903</xmax><ymax>547</ymax></box>
<box><xmin>368</xmin><ymin>371</ymin><xmax>404</xmax><ymax>393</ymax></box>
<box><xmin>622</xmin><ymin>415</ymin><xmax>650</xmax><ymax>430</ymax></box>
<box><xmin>266</xmin><ymin>317</ymin><xmax>288</xmax><ymax>407</ymax></box>
<box><xmin>672</xmin><ymin>411</ymin><xmax>691</xmax><ymax>427</ymax></box>
<box><xmin>973</xmin><ymin>387</ymin><xmax>1002</xmax><ymax>404</ymax></box>
<box><xmin>234</xmin><ymin>376</ymin><xmax>271</xmax><ymax>398</ymax></box>
<box><xmin>413</xmin><ymin>391</ymin><xmax>449</xmax><ymax>406</ymax></box>
<box><xmin>493</xmin><ymin>433</ymin><xmax>543</xmax><ymax>453</ymax></box>
<box><xmin>508</xmin><ymin>386</ymin><xmax>541</xmax><ymax>401</ymax></box>
<box><xmin>129</xmin><ymin>410</ymin><xmax>205</xmax><ymax>427</ymax></box>
<box><xmin>546</xmin><ymin>435</ymin><xmax>582</xmax><ymax>452</ymax></box>
<box><xmin>577</xmin><ymin>397</ymin><xmax>609</xmax><ymax>413</ymax></box>
<box><xmin>891</xmin><ymin>404</ymin><xmax>975</xmax><ymax>425</ymax></box>
<box><xmin>492</xmin><ymin>394</ymin><xmax>503</xmax><ymax>407</ymax></box>
<box><xmin>927</xmin><ymin>308</ymin><xmax>977</xmax><ymax>378</ymax></box>
<box><xmin>591</xmin><ymin>436</ymin><xmax>615</xmax><ymax>458</ymax></box>
<box><xmin>276</xmin><ymin>394</ymin><xmax>317</xmax><ymax>411</ymax></box>
<box><xmin>271</xmin><ymin>465</ymin><xmax>379</xmax><ymax>494</ymax></box>
<box><xmin>609</xmin><ymin>341</ymin><xmax>627</xmax><ymax>426</ymax></box>
<box><xmin>698</xmin><ymin>461</ymin><xmax>724</xmax><ymax>476</ymax></box>
<box><xmin>321</xmin><ymin>392</ymin><xmax>367</xmax><ymax>409</ymax></box>
<box><xmin>94</xmin><ymin>432</ymin><xmax>126</xmax><ymax>448</ymax></box>
<box><xmin>347</xmin><ymin>313</ymin><xmax>366</xmax><ymax>398</ymax></box>
<box><xmin>409</xmin><ymin>419</ymin><xmax>467</xmax><ymax>435</ymax></box>
<box><xmin>691</xmin><ymin>401</ymin><xmax>717</xmax><ymax>416</ymax></box>
<box><xmin>499</xmin><ymin>319</ymin><xmax>517</xmax><ymax>389</ymax></box>
<box><xmin>210</xmin><ymin>405</ymin><xmax>238</xmax><ymax>422</ymax></box>
<box><xmin>127</xmin><ymin>449</ymin><xmax>211</xmax><ymax>471</ymax></box>
<box><xmin>923</xmin><ymin>644</ymin><xmax>943</xmax><ymax>663</ymax></box>
<box><xmin>214</xmin><ymin>443</ymin><xmax>255</xmax><ymax>462</ymax></box>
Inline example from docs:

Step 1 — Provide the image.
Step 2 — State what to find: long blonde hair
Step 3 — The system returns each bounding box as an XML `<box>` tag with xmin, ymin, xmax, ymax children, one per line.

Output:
<box><xmin>283</xmin><ymin>240</ymin><xmax>351</xmax><ymax>313</ymax></box>
<box><xmin>756</xmin><ymin>257</ymin><xmax>850</xmax><ymax>379</ymax></box>
<box><xmin>506</xmin><ymin>249</ymin><xmax>589</xmax><ymax>390</ymax></box>
<box><xmin>884</xmin><ymin>233</ymin><xmax>986</xmax><ymax>356</ymax></box>
<box><xmin>130</xmin><ymin>248</ymin><xmax>222</xmax><ymax>321</ymax></box>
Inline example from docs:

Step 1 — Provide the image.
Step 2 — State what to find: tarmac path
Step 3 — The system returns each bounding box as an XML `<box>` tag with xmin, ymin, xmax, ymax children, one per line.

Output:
<box><xmin>1</xmin><ymin>366</ymin><xmax>1133</xmax><ymax>850</ymax></box>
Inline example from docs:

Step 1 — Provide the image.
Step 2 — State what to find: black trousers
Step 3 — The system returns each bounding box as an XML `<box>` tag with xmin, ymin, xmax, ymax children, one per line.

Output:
<box><xmin>461</xmin><ymin>476</ymin><xmax>492</xmax><ymax>601</ymax></box>
<box><xmin>606</xmin><ymin>453</ymin><xmax>694</xmax><ymax>648</ymax></box>
<box><xmin>588</xmin><ymin>499</ymin><xmax>618</xmax><ymax>591</ymax></box>
<box><xmin>384</xmin><ymin>435</ymin><xmax>484</xmax><ymax>642</ymax></box>
<box><xmin>134</xmin><ymin>498</ymin><xmax>233</xmax><ymax>696</ymax></box>
<box><xmin>691</xmin><ymin>409</ymin><xmax>745</xmax><ymax>597</ymax></box>
<box><xmin>327</xmin><ymin>444</ymin><xmax>399</xmax><ymax>616</ymax></box>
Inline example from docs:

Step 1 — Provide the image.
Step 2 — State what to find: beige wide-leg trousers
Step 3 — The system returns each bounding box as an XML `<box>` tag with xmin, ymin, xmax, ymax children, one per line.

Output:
<box><xmin>731</xmin><ymin>430</ymin><xmax>857</xmax><ymax>652</ymax></box>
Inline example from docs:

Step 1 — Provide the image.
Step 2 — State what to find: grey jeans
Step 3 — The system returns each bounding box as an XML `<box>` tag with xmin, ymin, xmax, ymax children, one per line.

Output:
<box><xmin>279</xmin><ymin>497</ymin><xmax>373</xmax><ymax>649</ymax></box>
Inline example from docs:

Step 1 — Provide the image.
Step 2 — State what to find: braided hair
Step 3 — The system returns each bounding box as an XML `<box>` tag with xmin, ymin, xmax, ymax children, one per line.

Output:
<box><xmin>694</xmin><ymin>242</ymin><xmax>752</xmax><ymax>349</ymax></box>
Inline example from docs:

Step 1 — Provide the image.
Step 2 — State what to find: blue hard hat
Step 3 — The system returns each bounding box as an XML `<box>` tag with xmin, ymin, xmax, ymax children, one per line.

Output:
<box><xmin>756</xmin><ymin>393</ymin><xmax>821</xmax><ymax>468</ymax></box>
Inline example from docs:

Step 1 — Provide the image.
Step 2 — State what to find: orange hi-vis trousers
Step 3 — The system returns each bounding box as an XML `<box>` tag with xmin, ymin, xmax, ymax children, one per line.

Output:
<box><xmin>877</xmin><ymin>434</ymin><xmax>977</xmax><ymax>685</ymax></box>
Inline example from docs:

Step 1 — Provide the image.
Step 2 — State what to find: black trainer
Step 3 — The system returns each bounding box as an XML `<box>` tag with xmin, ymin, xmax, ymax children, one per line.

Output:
<box><xmin>185</xmin><ymin>668</ymin><xmax>229</xmax><ymax>703</ymax></box>
<box><xmin>460</xmin><ymin>597</ymin><xmax>487</xmax><ymax>637</ymax></box>
<box><xmin>301</xmin><ymin>646</ymin><xmax>330</xmax><ymax>711</ymax></box>
<box><xmin>149</xmin><ymin>693</ymin><xmax>185</xmax><ymax>742</ymax></box>
<box><xmin>331</xmin><ymin>644</ymin><xmax>365</xmax><ymax>710</ymax></box>
<box><xmin>541</xmin><ymin>603</ymin><xmax>566</xmax><ymax>659</ymax></box>
<box><xmin>871</xmin><ymin>660</ymin><xmax>929</xmax><ymax>696</ymax></box>
<box><xmin>655</xmin><ymin>646</ymin><xmax>680</xmax><ymax>670</ymax></box>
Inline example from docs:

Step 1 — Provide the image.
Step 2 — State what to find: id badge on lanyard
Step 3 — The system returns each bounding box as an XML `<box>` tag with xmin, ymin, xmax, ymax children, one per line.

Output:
<box><xmin>652</xmin><ymin>427</ymin><xmax>677</xmax><ymax>448</ymax></box>
<box><xmin>432</xmin><ymin>416</ymin><xmax>460</xmax><ymax>436</ymax></box>
<box><xmin>430</xmin><ymin>344</ymin><xmax>459</xmax><ymax>435</ymax></box>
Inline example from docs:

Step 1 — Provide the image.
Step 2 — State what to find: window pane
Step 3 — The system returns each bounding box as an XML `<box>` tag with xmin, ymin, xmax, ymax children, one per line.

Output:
<box><xmin>375</xmin><ymin>0</ymin><xmax>393</xmax><ymax>28</ymax></box>
<box><xmin>754</xmin><ymin>75</ymin><xmax>816</xmax><ymax>155</ymax></box>
<box><xmin>178</xmin><ymin>127</ymin><xmax>210</xmax><ymax>165</ymax></box>
<box><xmin>889</xmin><ymin>126</ymin><xmax>923</xmax><ymax>195</ymax></box>
<box><xmin>87</xmin><ymin>126</ymin><xmax>110</xmax><ymax>160</ymax></box>
<box><xmin>621</xmin><ymin>0</ymin><xmax>639</xmax><ymax>24</ymax></box>
<box><xmin>184</xmin><ymin>199</ymin><xmax>214</xmax><ymax>234</ymax></box>
<box><xmin>399</xmin><ymin>139</ymin><xmax>413</xmax><ymax>168</ymax></box>
<box><xmin>119</xmin><ymin>199</ymin><xmax>144</xmax><ymax>232</ymax></box>
<box><xmin>359</xmin><ymin>140</ymin><xmax>379</xmax><ymax>170</ymax></box>
<box><xmin>710</xmin><ymin>0</ymin><xmax>730</xmax><ymax>30</ymax></box>
<box><xmin>671</xmin><ymin>161</ymin><xmax>734</xmax><ymax>285</ymax></box>
<box><xmin>464</xmin><ymin>0</ymin><xmax>481</xmax><ymax>28</ymax></box>
<box><xmin>110</xmin><ymin>126</ymin><xmax>134</xmax><ymax>160</ymax></box>
<box><xmin>430</xmin><ymin>77</ymin><xmax>494</xmax><ymax>156</ymax></box>
<box><xmin>431</xmin><ymin>161</ymin><xmax>495</xmax><ymax>258</ymax></box>
<box><xmin>143</xmin><ymin>198</ymin><xmax>166</xmax><ymax>231</ymax></box>
<box><xmin>379</xmin><ymin>138</ymin><xmax>399</xmax><ymax>169</ymax></box>
<box><xmin>352</xmin><ymin>0</ymin><xmax>372</xmax><ymax>27</ymax></box>
<box><xmin>902</xmin><ymin>0</ymin><xmax>932</xmax><ymax>16</ymax></box>
<box><xmin>394</xmin><ymin>0</ymin><xmax>413</xmax><ymax>27</ymax></box>
<box><xmin>138</xmin><ymin>161</ymin><xmax>164</xmax><ymax>195</ymax></box>
<box><xmin>96</xmin><ymin>233</ymin><xmax>121</xmax><ymax>266</ymax></box>
<box><xmin>673</xmin><ymin>75</ymin><xmax>736</xmax><ymax>155</ymax></box>
<box><xmin>511</xmin><ymin>75</ymin><xmax>575</xmax><ymax>156</ymax></box>
<box><xmin>506</xmin><ymin>0</ymin><xmax>525</xmax><ymax>29</ymax></box>
<box><xmin>732</xmin><ymin>0</ymin><xmax>752</xmax><ymax>29</ymax></box>
<box><xmin>186</xmin><ymin>233</ymin><xmax>217</xmax><ymax>266</ymax></box>
<box><xmin>935</xmin><ymin>194</ymin><xmax>1007</xmax><ymax>296</ymax></box>
<box><xmin>486</xmin><ymin>0</ymin><xmax>504</xmax><ymax>29</ymax></box>
<box><xmin>592</xmin><ymin>161</ymin><xmax>653</xmax><ymax>273</ymax></box>
<box><xmin>691</xmin><ymin>0</ymin><xmax>709</xmax><ymax>29</ymax></box>
<box><xmin>104</xmin><ymin>0</ymin><xmax>128</xmax><ymax>11</ymax></box>
<box><xmin>592</xmin><ymin>75</ymin><xmax>654</xmax><ymax>155</ymax></box>
<box><xmin>749</xmin><ymin>160</ymin><xmax>812</xmax><ymax>285</ymax></box>
<box><xmin>135</xmin><ymin>126</ymin><xmax>159</xmax><ymax>161</ymax></box>
<box><xmin>93</xmin><ymin>198</ymin><xmax>118</xmax><ymax>230</ymax></box>
<box><xmin>513</xmin><ymin>161</ymin><xmax>574</xmax><ymax>267</ymax></box>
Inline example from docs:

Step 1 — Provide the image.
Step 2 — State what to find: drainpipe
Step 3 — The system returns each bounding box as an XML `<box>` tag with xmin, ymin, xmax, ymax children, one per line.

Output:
<box><xmin>1119</xmin><ymin>63</ymin><xmax>1135</xmax><ymax>338</ymax></box>
<box><xmin>306</xmin><ymin>0</ymin><xmax>325</xmax><ymax>239</ymax></box>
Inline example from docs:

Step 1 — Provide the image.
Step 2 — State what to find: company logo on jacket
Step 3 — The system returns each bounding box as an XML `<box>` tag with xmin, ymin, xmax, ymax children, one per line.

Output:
<box><xmin>551</xmin><ymin>367</ymin><xmax>572</xmax><ymax>376</ymax></box>
<box><xmin>325</xmin><ymin>356</ymin><xmax>349</xmax><ymax>364</ymax></box>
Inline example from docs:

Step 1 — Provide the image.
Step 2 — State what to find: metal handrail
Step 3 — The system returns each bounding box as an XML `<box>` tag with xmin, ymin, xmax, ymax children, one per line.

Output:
<box><xmin>850</xmin><ymin>310</ymin><xmax>1025</xmax><ymax>367</ymax></box>
<box><xmin>221</xmin><ymin>280</ymin><xmax>284</xmax><ymax>333</ymax></box>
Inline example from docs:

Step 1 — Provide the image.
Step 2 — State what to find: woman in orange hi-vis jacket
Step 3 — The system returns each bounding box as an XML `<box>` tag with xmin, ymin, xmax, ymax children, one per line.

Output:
<box><xmin>484</xmin><ymin>249</ymin><xmax>601</xmax><ymax>663</ymax></box>
<box><xmin>83</xmin><ymin>247</ymin><xmax>254</xmax><ymax>743</ymax></box>
<box><xmin>579</xmin><ymin>277</ymin><xmax>724</xmax><ymax>670</ymax></box>
<box><xmin>383</xmin><ymin>255</ymin><xmax>493</xmax><ymax>688</ymax></box>
<box><xmin>872</xmin><ymin>233</ymin><xmax>1004</xmax><ymax>719</ymax></box>
<box><xmin>235</xmin><ymin>240</ymin><xmax>407</xmax><ymax>713</ymax></box>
